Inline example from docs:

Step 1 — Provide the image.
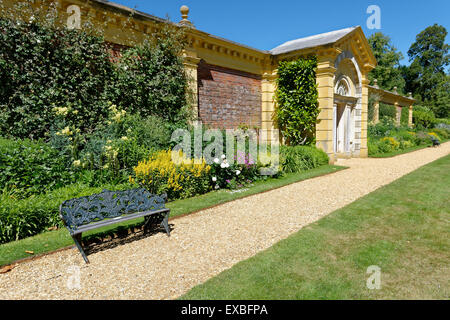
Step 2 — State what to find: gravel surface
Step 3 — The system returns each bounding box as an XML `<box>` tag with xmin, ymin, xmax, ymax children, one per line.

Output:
<box><xmin>1</xmin><ymin>143</ymin><xmax>449</xmax><ymax>300</ymax></box>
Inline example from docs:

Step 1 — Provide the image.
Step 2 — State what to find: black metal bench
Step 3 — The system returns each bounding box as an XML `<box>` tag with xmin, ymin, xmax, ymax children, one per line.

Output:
<box><xmin>59</xmin><ymin>188</ymin><xmax>170</xmax><ymax>263</ymax></box>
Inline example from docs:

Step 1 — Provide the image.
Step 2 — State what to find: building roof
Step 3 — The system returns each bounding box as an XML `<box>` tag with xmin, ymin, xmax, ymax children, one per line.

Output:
<box><xmin>270</xmin><ymin>26</ymin><xmax>358</xmax><ymax>55</ymax></box>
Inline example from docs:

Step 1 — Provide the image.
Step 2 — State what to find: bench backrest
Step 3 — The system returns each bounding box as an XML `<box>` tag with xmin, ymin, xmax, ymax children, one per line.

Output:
<box><xmin>60</xmin><ymin>188</ymin><xmax>167</xmax><ymax>232</ymax></box>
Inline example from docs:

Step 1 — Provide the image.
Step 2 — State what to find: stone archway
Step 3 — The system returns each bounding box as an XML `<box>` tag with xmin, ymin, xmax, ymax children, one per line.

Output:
<box><xmin>332</xmin><ymin>51</ymin><xmax>362</xmax><ymax>157</ymax></box>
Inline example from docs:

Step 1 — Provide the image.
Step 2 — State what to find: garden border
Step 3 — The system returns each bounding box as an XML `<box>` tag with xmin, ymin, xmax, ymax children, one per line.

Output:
<box><xmin>0</xmin><ymin>165</ymin><xmax>347</xmax><ymax>269</ymax></box>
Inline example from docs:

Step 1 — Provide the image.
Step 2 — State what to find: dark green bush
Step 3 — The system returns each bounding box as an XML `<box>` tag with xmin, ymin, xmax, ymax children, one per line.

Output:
<box><xmin>0</xmin><ymin>18</ymin><xmax>114</xmax><ymax>139</ymax></box>
<box><xmin>0</xmin><ymin>138</ymin><xmax>75</xmax><ymax>198</ymax></box>
<box><xmin>280</xmin><ymin>146</ymin><xmax>329</xmax><ymax>173</ymax></box>
<box><xmin>413</xmin><ymin>105</ymin><xmax>436</xmax><ymax>128</ymax></box>
<box><xmin>430</xmin><ymin>128</ymin><xmax>449</xmax><ymax>140</ymax></box>
<box><xmin>379</xmin><ymin>103</ymin><xmax>397</xmax><ymax>120</ymax></box>
<box><xmin>0</xmin><ymin>17</ymin><xmax>189</xmax><ymax>139</ymax></box>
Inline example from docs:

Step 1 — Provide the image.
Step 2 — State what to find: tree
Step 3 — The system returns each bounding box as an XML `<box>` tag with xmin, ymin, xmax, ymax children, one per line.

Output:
<box><xmin>403</xmin><ymin>24</ymin><xmax>450</xmax><ymax>118</ymax></box>
<box><xmin>368</xmin><ymin>32</ymin><xmax>405</xmax><ymax>93</ymax></box>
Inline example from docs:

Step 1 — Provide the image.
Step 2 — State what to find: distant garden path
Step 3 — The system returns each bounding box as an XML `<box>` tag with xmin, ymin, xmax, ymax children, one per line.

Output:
<box><xmin>1</xmin><ymin>143</ymin><xmax>449</xmax><ymax>300</ymax></box>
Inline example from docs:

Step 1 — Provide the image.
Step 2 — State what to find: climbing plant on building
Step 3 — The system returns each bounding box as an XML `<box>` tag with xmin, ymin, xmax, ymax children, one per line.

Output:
<box><xmin>275</xmin><ymin>56</ymin><xmax>319</xmax><ymax>145</ymax></box>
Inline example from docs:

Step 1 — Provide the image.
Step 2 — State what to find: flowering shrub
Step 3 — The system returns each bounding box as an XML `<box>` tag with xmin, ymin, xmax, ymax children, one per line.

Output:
<box><xmin>133</xmin><ymin>150</ymin><xmax>211</xmax><ymax>200</ymax></box>
<box><xmin>209</xmin><ymin>152</ymin><xmax>260</xmax><ymax>190</ymax></box>
<box><xmin>427</xmin><ymin>132</ymin><xmax>441</xmax><ymax>141</ymax></box>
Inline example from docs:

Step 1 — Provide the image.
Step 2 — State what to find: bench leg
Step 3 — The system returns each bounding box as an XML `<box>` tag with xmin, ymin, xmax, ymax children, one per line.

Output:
<box><xmin>161</xmin><ymin>212</ymin><xmax>170</xmax><ymax>237</ymax></box>
<box><xmin>72</xmin><ymin>233</ymin><xmax>89</xmax><ymax>264</ymax></box>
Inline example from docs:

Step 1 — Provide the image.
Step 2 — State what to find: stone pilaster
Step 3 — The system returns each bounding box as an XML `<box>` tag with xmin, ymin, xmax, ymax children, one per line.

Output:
<box><xmin>395</xmin><ymin>102</ymin><xmax>401</xmax><ymax>126</ymax></box>
<box><xmin>360</xmin><ymin>74</ymin><xmax>370</xmax><ymax>158</ymax></box>
<box><xmin>373</xmin><ymin>100</ymin><xmax>380</xmax><ymax>124</ymax></box>
<box><xmin>260</xmin><ymin>68</ymin><xmax>278</xmax><ymax>143</ymax></box>
<box><xmin>183</xmin><ymin>49</ymin><xmax>201</xmax><ymax>122</ymax></box>
<box><xmin>408</xmin><ymin>105</ymin><xmax>414</xmax><ymax>128</ymax></box>
<box><xmin>316</xmin><ymin>55</ymin><xmax>337</xmax><ymax>163</ymax></box>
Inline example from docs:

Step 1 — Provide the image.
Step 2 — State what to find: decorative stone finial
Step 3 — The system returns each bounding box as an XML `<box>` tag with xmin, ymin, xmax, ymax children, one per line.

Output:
<box><xmin>393</xmin><ymin>86</ymin><xmax>398</xmax><ymax>94</ymax></box>
<box><xmin>373</xmin><ymin>79</ymin><xmax>379</xmax><ymax>88</ymax></box>
<box><xmin>179</xmin><ymin>5</ymin><xmax>193</xmax><ymax>27</ymax></box>
<box><xmin>408</xmin><ymin>92</ymin><xmax>412</xmax><ymax>98</ymax></box>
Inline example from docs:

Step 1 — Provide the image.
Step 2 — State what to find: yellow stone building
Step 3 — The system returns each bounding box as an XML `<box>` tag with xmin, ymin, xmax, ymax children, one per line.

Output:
<box><xmin>2</xmin><ymin>0</ymin><xmax>415</xmax><ymax>163</ymax></box>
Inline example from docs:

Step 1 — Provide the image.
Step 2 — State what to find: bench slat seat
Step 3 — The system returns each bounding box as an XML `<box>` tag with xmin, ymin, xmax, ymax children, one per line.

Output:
<box><xmin>59</xmin><ymin>188</ymin><xmax>170</xmax><ymax>263</ymax></box>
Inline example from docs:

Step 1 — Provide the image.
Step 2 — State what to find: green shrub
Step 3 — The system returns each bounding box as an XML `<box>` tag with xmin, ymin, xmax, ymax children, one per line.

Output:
<box><xmin>0</xmin><ymin>18</ymin><xmax>114</xmax><ymax>139</ymax></box>
<box><xmin>413</xmin><ymin>105</ymin><xmax>436</xmax><ymax>128</ymax></box>
<box><xmin>430</xmin><ymin>128</ymin><xmax>449</xmax><ymax>140</ymax></box>
<box><xmin>0</xmin><ymin>16</ymin><xmax>188</xmax><ymax>140</ymax></box>
<box><xmin>0</xmin><ymin>138</ymin><xmax>75</xmax><ymax>198</ymax></box>
<box><xmin>379</xmin><ymin>103</ymin><xmax>397</xmax><ymax>120</ymax></box>
<box><xmin>0</xmin><ymin>182</ymin><xmax>133</xmax><ymax>244</ymax></box>
<box><xmin>368</xmin><ymin>118</ymin><xmax>397</xmax><ymax>138</ymax></box>
<box><xmin>280</xmin><ymin>146</ymin><xmax>329</xmax><ymax>173</ymax></box>
<box><xmin>133</xmin><ymin>150</ymin><xmax>212</xmax><ymax>200</ymax></box>
<box><xmin>109</xmin><ymin>27</ymin><xmax>190</xmax><ymax>124</ymax></box>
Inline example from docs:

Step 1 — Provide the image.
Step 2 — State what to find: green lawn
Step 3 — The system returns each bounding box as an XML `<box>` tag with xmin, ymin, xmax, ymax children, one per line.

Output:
<box><xmin>0</xmin><ymin>164</ymin><xmax>344</xmax><ymax>267</ymax></box>
<box><xmin>181</xmin><ymin>155</ymin><xmax>450</xmax><ymax>300</ymax></box>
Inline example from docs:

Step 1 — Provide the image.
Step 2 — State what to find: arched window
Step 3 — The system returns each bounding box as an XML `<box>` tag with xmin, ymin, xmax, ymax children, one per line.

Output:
<box><xmin>336</xmin><ymin>79</ymin><xmax>350</xmax><ymax>96</ymax></box>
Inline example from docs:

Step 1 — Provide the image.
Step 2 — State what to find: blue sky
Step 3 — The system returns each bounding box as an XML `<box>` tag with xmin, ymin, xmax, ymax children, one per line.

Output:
<box><xmin>112</xmin><ymin>0</ymin><xmax>450</xmax><ymax>66</ymax></box>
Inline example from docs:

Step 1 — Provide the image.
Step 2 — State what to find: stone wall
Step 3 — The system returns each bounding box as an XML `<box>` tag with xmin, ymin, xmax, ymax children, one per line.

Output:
<box><xmin>197</xmin><ymin>61</ymin><xmax>262</xmax><ymax>129</ymax></box>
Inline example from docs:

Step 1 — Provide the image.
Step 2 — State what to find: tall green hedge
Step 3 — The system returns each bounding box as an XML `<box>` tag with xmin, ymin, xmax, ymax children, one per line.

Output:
<box><xmin>0</xmin><ymin>18</ymin><xmax>188</xmax><ymax>139</ymax></box>
<box><xmin>275</xmin><ymin>56</ymin><xmax>319</xmax><ymax>145</ymax></box>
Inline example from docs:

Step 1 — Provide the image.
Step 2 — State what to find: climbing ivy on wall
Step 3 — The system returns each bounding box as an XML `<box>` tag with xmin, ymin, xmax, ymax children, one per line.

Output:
<box><xmin>275</xmin><ymin>56</ymin><xmax>319</xmax><ymax>145</ymax></box>
<box><xmin>0</xmin><ymin>15</ymin><xmax>188</xmax><ymax>139</ymax></box>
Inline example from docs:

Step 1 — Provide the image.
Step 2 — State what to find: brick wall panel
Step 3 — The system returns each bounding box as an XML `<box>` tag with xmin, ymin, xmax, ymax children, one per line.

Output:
<box><xmin>197</xmin><ymin>61</ymin><xmax>262</xmax><ymax>129</ymax></box>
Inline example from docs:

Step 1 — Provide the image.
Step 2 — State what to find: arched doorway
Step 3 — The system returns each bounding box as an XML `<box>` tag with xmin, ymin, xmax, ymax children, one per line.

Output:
<box><xmin>333</xmin><ymin>52</ymin><xmax>362</xmax><ymax>157</ymax></box>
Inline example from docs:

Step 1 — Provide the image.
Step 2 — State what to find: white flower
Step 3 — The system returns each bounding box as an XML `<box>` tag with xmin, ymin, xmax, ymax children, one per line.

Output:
<box><xmin>73</xmin><ymin>160</ymin><xmax>81</xmax><ymax>167</ymax></box>
<box><xmin>236</xmin><ymin>170</ymin><xmax>241</xmax><ymax>176</ymax></box>
<box><xmin>212</xmin><ymin>176</ymin><xmax>217</xmax><ymax>182</ymax></box>
<box><xmin>36</xmin><ymin>39</ymin><xmax>41</xmax><ymax>44</ymax></box>
<box><xmin>221</xmin><ymin>155</ymin><xmax>226</xmax><ymax>159</ymax></box>
<box><xmin>214</xmin><ymin>185</ymin><xmax>219</xmax><ymax>190</ymax></box>
<box><xmin>214</xmin><ymin>158</ymin><xmax>220</xmax><ymax>164</ymax></box>
<box><xmin>225</xmin><ymin>163</ymin><xmax>230</xmax><ymax>168</ymax></box>
<box><xmin>220</xmin><ymin>162</ymin><xmax>226</xmax><ymax>168</ymax></box>
<box><xmin>121</xmin><ymin>136</ymin><xmax>128</xmax><ymax>141</ymax></box>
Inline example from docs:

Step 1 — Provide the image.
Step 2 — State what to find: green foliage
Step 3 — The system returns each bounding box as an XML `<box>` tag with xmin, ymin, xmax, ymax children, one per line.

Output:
<box><xmin>280</xmin><ymin>146</ymin><xmax>329</xmax><ymax>173</ymax></box>
<box><xmin>368</xmin><ymin>32</ymin><xmax>405</xmax><ymax>93</ymax></box>
<box><xmin>0</xmin><ymin>18</ymin><xmax>114</xmax><ymax>139</ymax></box>
<box><xmin>0</xmin><ymin>17</ymin><xmax>189</xmax><ymax>139</ymax></box>
<box><xmin>0</xmin><ymin>138</ymin><xmax>75</xmax><ymax>198</ymax></box>
<box><xmin>379</xmin><ymin>103</ymin><xmax>397</xmax><ymax>120</ymax></box>
<box><xmin>413</xmin><ymin>105</ymin><xmax>436</xmax><ymax>128</ymax></box>
<box><xmin>367</xmin><ymin>117</ymin><xmax>448</xmax><ymax>156</ymax></box>
<box><xmin>275</xmin><ymin>57</ymin><xmax>319</xmax><ymax>145</ymax></box>
<box><xmin>403</xmin><ymin>24</ymin><xmax>450</xmax><ymax>118</ymax></box>
<box><xmin>108</xmin><ymin>24</ymin><xmax>191</xmax><ymax>124</ymax></box>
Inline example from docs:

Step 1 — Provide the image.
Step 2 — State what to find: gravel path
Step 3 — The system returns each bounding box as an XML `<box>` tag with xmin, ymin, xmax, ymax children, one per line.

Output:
<box><xmin>1</xmin><ymin>143</ymin><xmax>449</xmax><ymax>300</ymax></box>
